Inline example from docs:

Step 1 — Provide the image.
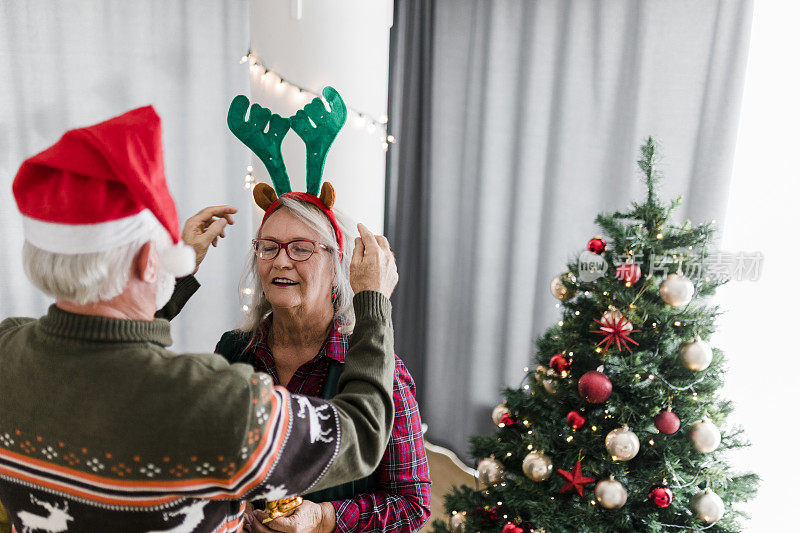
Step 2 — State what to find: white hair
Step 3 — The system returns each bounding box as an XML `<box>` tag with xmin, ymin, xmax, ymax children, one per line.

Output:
<box><xmin>240</xmin><ymin>197</ymin><xmax>356</xmax><ymax>341</ymax></box>
<box><xmin>23</xmin><ymin>228</ymin><xmax>172</xmax><ymax>305</ymax></box>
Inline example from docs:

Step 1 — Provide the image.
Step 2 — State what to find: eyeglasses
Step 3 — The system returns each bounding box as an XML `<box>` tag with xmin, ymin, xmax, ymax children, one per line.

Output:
<box><xmin>252</xmin><ymin>238</ymin><xmax>331</xmax><ymax>262</ymax></box>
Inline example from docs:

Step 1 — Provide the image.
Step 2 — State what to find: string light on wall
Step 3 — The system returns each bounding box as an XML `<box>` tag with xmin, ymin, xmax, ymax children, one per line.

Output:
<box><xmin>240</xmin><ymin>50</ymin><xmax>396</xmax><ymax>151</ymax></box>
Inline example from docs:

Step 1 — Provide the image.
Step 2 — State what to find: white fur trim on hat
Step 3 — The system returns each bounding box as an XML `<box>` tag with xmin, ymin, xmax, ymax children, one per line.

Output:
<box><xmin>22</xmin><ymin>209</ymin><xmax>161</xmax><ymax>254</ymax></box>
<box><xmin>160</xmin><ymin>242</ymin><xmax>196</xmax><ymax>277</ymax></box>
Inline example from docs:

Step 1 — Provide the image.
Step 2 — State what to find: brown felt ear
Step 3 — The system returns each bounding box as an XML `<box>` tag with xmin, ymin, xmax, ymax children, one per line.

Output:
<box><xmin>319</xmin><ymin>181</ymin><xmax>335</xmax><ymax>209</ymax></box>
<box><xmin>253</xmin><ymin>182</ymin><xmax>279</xmax><ymax>211</ymax></box>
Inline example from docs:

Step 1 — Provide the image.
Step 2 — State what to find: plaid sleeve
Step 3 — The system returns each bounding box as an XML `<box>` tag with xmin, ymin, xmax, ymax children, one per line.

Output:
<box><xmin>329</xmin><ymin>357</ymin><xmax>432</xmax><ymax>532</ymax></box>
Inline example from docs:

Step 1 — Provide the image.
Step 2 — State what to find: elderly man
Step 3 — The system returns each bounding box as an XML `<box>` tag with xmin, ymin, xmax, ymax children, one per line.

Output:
<box><xmin>0</xmin><ymin>106</ymin><xmax>398</xmax><ymax>532</ymax></box>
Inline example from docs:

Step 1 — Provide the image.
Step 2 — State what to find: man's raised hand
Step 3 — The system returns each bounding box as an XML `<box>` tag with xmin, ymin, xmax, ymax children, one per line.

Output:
<box><xmin>349</xmin><ymin>223</ymin><xmax>398</xmax><ymax>298</ymax></box>
<box><xmin>180</xmin><ymin>205</ymin><xmax>238</xmax><ymax>274</ymax></box>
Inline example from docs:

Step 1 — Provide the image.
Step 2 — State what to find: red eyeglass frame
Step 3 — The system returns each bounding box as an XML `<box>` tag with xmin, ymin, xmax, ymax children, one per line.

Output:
<box><xmin>252</xmin><ymin>238</ymin><xmax>331</xmax><ymax>262</ymax></box>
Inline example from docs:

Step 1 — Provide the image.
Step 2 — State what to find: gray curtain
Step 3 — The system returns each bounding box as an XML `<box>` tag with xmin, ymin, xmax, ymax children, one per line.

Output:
<box><xmin>0</xmin><ymin>0</ymin><xmax>251</xmax><ymax>353</ymax></box>
<box><xmin>386</xmin><ymin>0</ymin><xmax>753</xmax><ymax>458</ymax></box>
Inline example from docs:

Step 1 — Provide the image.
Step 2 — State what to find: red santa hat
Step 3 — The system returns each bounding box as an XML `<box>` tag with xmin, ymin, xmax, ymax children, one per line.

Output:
<box><xmin>12</xmin><ymin>105</ymin><xmax>195</xmax><ymax>276</ymax></box>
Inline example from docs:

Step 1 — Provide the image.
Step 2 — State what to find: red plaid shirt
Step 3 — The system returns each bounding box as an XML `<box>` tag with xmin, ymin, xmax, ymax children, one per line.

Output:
<box><xmin>249</xmin><ymin>318</ymin><xmax>431</xmax><ymax>532</ymax></box>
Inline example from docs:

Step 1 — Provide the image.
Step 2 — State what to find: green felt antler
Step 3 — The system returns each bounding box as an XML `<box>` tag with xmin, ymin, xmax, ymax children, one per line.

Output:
<box><xmin>290</xmin><ymin>86</ymin><xmax>347</xmax><ymax>196</ymax></box>
<box><xmin>227</xmin><ymin>95</ymin><xmax>292</xmax><ymax>196</ymax></box>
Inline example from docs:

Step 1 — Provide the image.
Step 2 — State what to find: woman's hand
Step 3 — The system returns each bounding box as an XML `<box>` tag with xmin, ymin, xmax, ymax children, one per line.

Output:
<box><xmin>180</xmin><ymin>205</ymin><xmax>238</xmax><ymax>274</ymax></box>
<box><xmin>242</xmin><ymin>500</ymin><xmax>336</xmax><ymax>533</ymax></box>
<box><xmin>350</xmin><ymin>223</ymin><xmax>398</xmax><ymax>298</ymax></box>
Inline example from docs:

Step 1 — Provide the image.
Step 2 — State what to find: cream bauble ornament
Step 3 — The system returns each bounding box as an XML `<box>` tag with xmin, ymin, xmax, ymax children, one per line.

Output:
<box><xmin>522</xmin><ymin>451</ymin><xmax>553</xmax><ymax>482</ymax></box>
<box><xmin>659</xmin><ymin>273</ymin><xmax>695</xmax><ymax>307</ymax></box>
<box><xmin>605</xmin><ymin>426</ymin><xmax>640</xmax><ymax>461</ymax></box>
<box><xmin>542</xmin><ymin>369</ymin><xmax>559</xmax><ymax>394</ymax></box>
<box><xmin>691</xmin><ymin>489</ymin><xmax>725</xmax><ymax>524</ymax></box>
<box><xmin>550</xmin><ymin>273</ymin><xmax>576</xmax><ymax>301</ymax></box>
<box><xmin>679</xmin><ymin>337</ymin><xmax>713</xmax><ymax>371</ymax></box>
<box><xmin>448</xmin><ymin>512</ymin><xmax>467</xmax><ymax>532</ymax></box>
<box><xmin>689</xmin><ymin>418</ymin><xmax>721</xmax><ymax>453</ymax></box>
<box><xmin>594</xmin><ymin>476</ymin><xmax>628</xmax><ymax>509</ymax></box>
<box><xmin>600</xmin><ymin>310</ymin><xmax>633</xmax><ymax>332</ymax></box>
<box><xmin>491</xmin><ymin>404</ymin><xmax>511</xmax><ymax>426</ymax></box>
<box><xmin>477</xmin><ymin>457</ymin><xmax>504</xmax><ymax>486</ymax></box>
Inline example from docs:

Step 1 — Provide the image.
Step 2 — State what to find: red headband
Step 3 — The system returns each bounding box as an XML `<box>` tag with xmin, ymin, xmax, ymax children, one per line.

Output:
<box><xmin>262</xmin><ymin>192</ymin><xmax>344</xmax><ymax>260</ymax></box>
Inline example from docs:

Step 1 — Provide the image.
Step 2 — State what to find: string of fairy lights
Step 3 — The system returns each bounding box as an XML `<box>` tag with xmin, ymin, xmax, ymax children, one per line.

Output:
<box><xmin>240</xmin><ymin>50</ymin><xmax>396</xmax><ymax>150</ymax></box>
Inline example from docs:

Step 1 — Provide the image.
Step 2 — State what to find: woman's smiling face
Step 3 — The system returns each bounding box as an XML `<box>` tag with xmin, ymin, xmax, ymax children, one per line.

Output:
<box><xmin>257</xmin><ymin>207</ymin><xmax>335</xmax><ymax>314</ymax></box>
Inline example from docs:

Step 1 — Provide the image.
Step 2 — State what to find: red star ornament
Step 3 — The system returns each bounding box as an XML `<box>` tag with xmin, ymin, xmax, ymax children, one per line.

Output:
<box><xmin>557</xmin><ymin>460</ymin><xmax>596</xmax><ymax>498</ymax></box>
<box><xmin>590</xmin><ymin>311</ymin><xmax>641</xmax><ymax>353</ymax></box>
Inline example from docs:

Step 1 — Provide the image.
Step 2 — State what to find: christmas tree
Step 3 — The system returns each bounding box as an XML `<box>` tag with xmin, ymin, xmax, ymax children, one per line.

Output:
<box><xmin>432</xmin><ymin>139</ymin><xmax>758</xmax><ymax>533</ymax></box>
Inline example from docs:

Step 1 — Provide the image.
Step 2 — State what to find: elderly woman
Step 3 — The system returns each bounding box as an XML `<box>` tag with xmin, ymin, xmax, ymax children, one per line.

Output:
<box><xmin>215</xmin><ymin>196</ymin><xmax>431</xmax><ymax>533</ymax></box>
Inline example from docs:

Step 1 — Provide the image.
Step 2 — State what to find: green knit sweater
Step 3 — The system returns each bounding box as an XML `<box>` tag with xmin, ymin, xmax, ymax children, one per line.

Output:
<box><xmin>0</xmin><ymin>290</ymin><xmax>395</xmax><ymax>532</ymax></box>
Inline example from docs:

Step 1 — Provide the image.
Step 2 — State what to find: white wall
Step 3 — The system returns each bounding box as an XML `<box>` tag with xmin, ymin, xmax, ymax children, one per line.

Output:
<box><xmin>247</xmin><ymin>0</ymin><xmax>392</xmax><ymax>233</ymax></box>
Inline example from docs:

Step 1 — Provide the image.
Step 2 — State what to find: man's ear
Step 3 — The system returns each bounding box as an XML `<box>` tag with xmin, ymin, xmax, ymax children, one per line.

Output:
<box><xmin>135</xmin><ymin>241</ymin><xmax>159</xmax><ymax>283</ymax></box>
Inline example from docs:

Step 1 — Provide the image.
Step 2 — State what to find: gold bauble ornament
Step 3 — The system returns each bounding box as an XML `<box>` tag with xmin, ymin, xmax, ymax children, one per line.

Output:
<box><xmin>605</xmin><ymin>426</ymin><xmax>640</xmax><ymax>461</ymax></box>
<box><xmin>689</xmin><ymin>418</ymin><xmax>721</xmax><ymax>453</ymax></box>
<box><xmin>679</xmin><ymin>337</ymin><xmax>713</xmax><ymax>371</ymax></box>
<box><xmin>659</xmin><ymin>274</ymin><xmax>695</xmax><ymax>307</ymax></box>
<box><xmin>491</xmin><ymin>403</ymin><xmax>511</xmax><ymax>426</ymax></box>
<box><xmin>550</xmin><ymin>273</ymin><xmax>576</xmax><ymax>301</ymax></box>
<box><xmin>448</xmin><ymin>512</ymin><xmax>467</xmax><ymax>532</ymax></box>
<box><xmin>477</xmin><ymin>457</ymin><xmax>504</xmax><ymax>487</ymax></box>
<box><xmin>594</xmin><ymin>476</ymin><xmax>628</xmax><ymax>509</ymax></box>
<box><xmin>522</xmin><ymin>451</ymin><xmax>553</xmax><ymax>482</ymax></box>
<box><xmin>691</xmin><ymin>489</ymin><xmax>725</xmax><ymax>524</ymax></box>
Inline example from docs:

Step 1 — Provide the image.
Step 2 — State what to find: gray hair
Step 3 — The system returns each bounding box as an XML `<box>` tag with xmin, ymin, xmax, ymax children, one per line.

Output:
<box><xmin>22</xmin><ymin>229</ymin><xmax>171</xmax><ymax>305</ymax></box>
<box><xmin>240</xmin><ymin>196</ymin><xmax>356</xmax><ymax>340</ymax></box>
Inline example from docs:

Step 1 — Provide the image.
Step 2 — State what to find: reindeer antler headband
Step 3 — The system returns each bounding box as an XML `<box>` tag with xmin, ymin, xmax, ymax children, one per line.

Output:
<box><xmin>227</xmin><ymin>86</ymin><xmax>346</xmax><ymax>259</ymax></box>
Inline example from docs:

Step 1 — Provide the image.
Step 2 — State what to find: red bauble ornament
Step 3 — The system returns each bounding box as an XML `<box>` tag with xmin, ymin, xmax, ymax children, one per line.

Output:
<box><xmin>549</xmin><ymin>353</ymin><xmax>571</xmax><ymax>374</ymax></box>
<box><xmin>567</xmin><ymin>411</ymin><xmax>586</xmax><ymax>429</ymax></box>
<box><xmin>648</xmin><ymin>485</ymin><xmax>674</xmax><ymax>508</ymax></box>
<box><xmin>502</xmin><ymin>523</ymin><xmax>524</xmax><ymax>533</ymax></box>
<box><xmin>590</xmin><ymin>311</ymin><xmax>641</xmax><ymax>354</ymax></box>
<box><xmin>578</xmin><ymin>371</ymin><xmax>613</xmax><ymax>403</ymax></box>
<box><xmin>654</xmin><ymin>410</ymin><xmax>681</xmax><ymax>435</ymax></box>
<box><xmin>557</xmin><ymin>460</ymin><xmax>596</xmax><ymax>498</ymax></box>
<box><xmin>474</xmin><ymin>505</ymin><xmax>500</xmax><ymax>521</ymax></box>
<box><xmin>499</xmin><ymin>413</ymin><xmax>515</xmax><ymax>426</ymax></box>
<box><xmin>588</xmin><ymin>237</ymin><xmax>607</xmax><ymax>254</ymax></box>
<box><xmin>615</xmin><ymin>262</ymin><xmax>642</xmax><ymax>284</ymax></box>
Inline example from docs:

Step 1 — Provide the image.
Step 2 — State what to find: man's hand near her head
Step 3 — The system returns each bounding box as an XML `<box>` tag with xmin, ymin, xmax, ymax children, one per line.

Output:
<box><xmin>181</xmin><ymin>205</ymin><xmax>238</xmax><ymax>274</ymax></box>
<box><xmin>349</xmin><ymin>223</ymin><xmax>398</xmax><ymax>298</ymax></box>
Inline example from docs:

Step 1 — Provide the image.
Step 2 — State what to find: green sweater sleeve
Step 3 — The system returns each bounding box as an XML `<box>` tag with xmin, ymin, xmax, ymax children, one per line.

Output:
<box><xmin>308</xmin><ymin>290</ymin><xmax>395</xmax><ymax>491</ymax></box>
<box><xmin>154</xmin><ymin>275</ymin><xmax>200</xmax><ymax>321</ymax></box>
